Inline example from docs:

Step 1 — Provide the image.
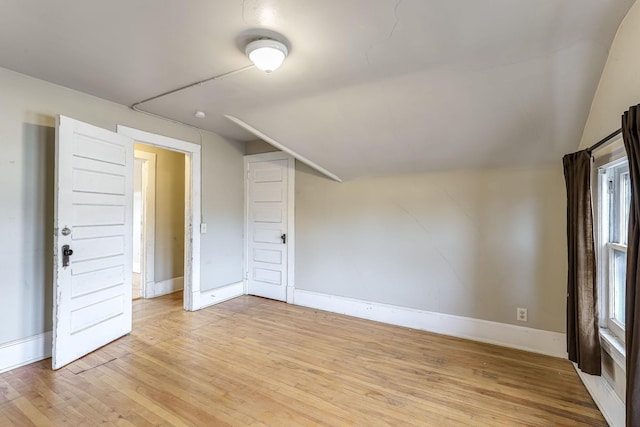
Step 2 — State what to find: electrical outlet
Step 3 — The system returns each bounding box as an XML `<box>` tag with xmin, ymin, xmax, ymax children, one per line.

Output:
<box><xmin>517</xmin><ymin>307</ymin><xmax>528</xmax><ymax>322</ymax></box>
<box><xmin>200</xmin><ymin>223</ymin><xmax>207</xmax><ymax>234</ymax></box>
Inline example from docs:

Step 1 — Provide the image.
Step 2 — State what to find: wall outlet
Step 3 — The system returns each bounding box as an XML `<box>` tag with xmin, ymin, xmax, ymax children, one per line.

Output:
<box><xmin>517</xmin><ymin>307</ymin><xmax>528</xmax><ymax>322</ymax></box>
<box><xmin>200</xmin><ymin>223</ymin><xmax>207</xmax><ymax>234</ymax></box>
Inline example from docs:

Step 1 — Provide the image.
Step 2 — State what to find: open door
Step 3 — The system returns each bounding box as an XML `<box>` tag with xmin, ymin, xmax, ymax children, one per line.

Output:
<box><xmin>52</xmin><ymin>115</ymin><xmax>134</xmax><ymax>369</ymax></box>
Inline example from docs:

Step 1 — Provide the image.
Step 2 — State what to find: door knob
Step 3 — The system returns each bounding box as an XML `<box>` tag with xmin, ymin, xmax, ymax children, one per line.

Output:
<box><xmin>62</xmin><ymin>245</ymin><xmax>73</xmax><ymax>267</ymax></box>
<box><xmin>281</xmin><ymin>234</ymin><xmax>286</xmax><ymax>244</ymax></box>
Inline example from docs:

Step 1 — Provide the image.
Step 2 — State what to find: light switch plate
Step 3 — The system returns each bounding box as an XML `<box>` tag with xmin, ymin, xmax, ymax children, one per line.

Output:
<box><xmin>517</xmin><ymin>307</ymin><xmax>528</xmax><ymax>322</ymax></box>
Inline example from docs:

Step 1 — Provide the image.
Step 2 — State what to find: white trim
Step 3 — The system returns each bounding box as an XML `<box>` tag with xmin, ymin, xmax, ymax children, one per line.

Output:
<box><xmin>227</xmin><ymin>115</ymin><xmax>342</xmax><ymax>182</ymax></box>
<box><xmin>574</xmin><ymin>364</ymin><xmax>625</xmax><ymax>427</ymax></box>
<box><xmin>243</xmin><ymin>152</ymin><xmax>296</xmax><ymax>303</ymax></box>
<box><xmin>600</xmin><ymin>329</ymin><xmax>626</xmax><ymax>370</ymax></box>
<box><xmin>0</xmin><ymin>332</ymin><xmax>52</xmax><ymax>374</ymax></box>
<box><xmin>199</xmin><ymin>282</ymin><xmax>244</xmax><ymax>309</ymax></box>
<box><xmin>293</xmin><ymin>290</ymin><xmax>567</xmax><ymax>358</ymax></box>
<box><xmin>118</xmin><ymin>126</ymin><xmax>201</xmax><ymax>153</ymax></box>
<box><xmin>117</xmin><ymin>125</ymin><xmax>201</xmax><ymax>311</ymax></box>
<box><xmin>184</xmin><ymin>149</ymin><xmax>202</xmax><ymax>311</ymax></box>
<box><xmin>285</xmin><ymin>155</ymin><xmax>295</xmax><ymax>304</ymax></box>
<box><xmin>243</xmin><ymin>155</ymin><xmax>248</xmax><ymax>296</ymax></box>
<box><xmin>150</xmin><ymin>276</ymin><xmax>184</xmax><ymax>298</ymax></box>
<box><xmin>592</xmin><ymin>137</ymin><xmax>626</xmax><ymax>167</ymax></box>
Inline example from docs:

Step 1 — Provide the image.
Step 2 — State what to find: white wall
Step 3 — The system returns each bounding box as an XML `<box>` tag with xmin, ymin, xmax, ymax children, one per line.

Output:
<box><xmin>0</xmin><ymin>67</ymin><xmax>245</xmax><ymax>346</ymax></box>
<box><xmin>295</xmin><ymin>163</ymin><xmax>567</xmax><ymax>332</ymax></box>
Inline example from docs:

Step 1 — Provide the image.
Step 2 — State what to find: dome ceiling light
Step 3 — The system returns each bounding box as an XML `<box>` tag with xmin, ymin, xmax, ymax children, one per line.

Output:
<box><xmin>245</xmin><ymin>38</ymin><xmax>288</xmax><ymax>73</ymax></box>
<box><xmin>131</xmin><ymin>34</ymin><xmax>289</xmax><ymax>128</ymax></box>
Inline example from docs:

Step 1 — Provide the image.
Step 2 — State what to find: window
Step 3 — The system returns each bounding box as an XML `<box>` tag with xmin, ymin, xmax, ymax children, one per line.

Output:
<box><xmin>598</xmin><ymin>159</ymin><xmax>630</xmax><ymax>343</ymax></box>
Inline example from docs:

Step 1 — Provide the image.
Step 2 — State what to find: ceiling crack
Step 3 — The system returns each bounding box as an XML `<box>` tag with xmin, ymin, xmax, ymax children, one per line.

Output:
<box><xmin>388</xmin><ymin>0</ymin><xmax>402</xmax><ymax>41</ymax></box>
<box><xmin>364</xmin><ymin>0</ymin><xmax>402</xmax><ymax>67</ymax></box>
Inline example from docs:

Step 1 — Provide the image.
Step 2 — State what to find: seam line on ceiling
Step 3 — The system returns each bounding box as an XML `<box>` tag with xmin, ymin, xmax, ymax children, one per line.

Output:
<box><xmin>131</xmin><ymin>64</ymin><xmax>254</xmax><ymax>112</ymax></box>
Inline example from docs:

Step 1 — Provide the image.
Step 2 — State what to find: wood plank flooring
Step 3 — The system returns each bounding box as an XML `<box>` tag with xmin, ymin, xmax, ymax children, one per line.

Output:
<box><xmin>0</xmin><ymin>293</ymin><xmax>605</xmax><ymax>426</ymax></box>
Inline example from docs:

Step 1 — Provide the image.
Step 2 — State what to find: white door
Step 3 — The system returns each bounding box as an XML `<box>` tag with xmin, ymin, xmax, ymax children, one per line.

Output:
<box><xmin>245</xmin><ymin>153</ymin><xmax>294</xmax><ymax>302</ymax></box>
<box><xmin>52</xmin><ymin>115</ymin><xmax>134</xmax><ymax>369</ymax></box>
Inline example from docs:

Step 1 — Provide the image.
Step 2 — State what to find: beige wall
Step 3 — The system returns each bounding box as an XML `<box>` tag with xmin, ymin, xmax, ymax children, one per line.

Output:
<box><xmin>245</xmin><ymin>139</ymin><xmax>279</xmax><ymax>155</ymax></box>
<box><xmin>0</xmin><ymin>67</ymin><xmax>245</xmax><ymax>345</ymax></box>
<box><xmin>134</xmin><ymin>144</ymin><xmax>185</xmax><ymax>283</ymax></box>
<box><xmin>247</xmin><ymin>136</ymin><xmax>568</xmax><ymax>331</ymax></box>
<box><xmin>295</xmin><ymin>163</ymin><xmax>567</xmax><ymax>332</ymax></box>
<box><xmin>579</xmin><ymin>1</ymin><xmax>640</xmax><ymax>150</ymax></box>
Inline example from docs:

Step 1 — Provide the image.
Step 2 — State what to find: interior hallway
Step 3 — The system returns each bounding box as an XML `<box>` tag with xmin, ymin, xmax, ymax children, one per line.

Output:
<box><xmin>0</xmin><ymin>293</ymin><xmax>605</xmax><ymax>426</ymax></box>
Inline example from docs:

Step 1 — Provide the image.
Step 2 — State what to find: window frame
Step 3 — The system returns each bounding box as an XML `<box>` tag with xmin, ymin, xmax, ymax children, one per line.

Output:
<box><xmin>595</xmin><ymin>151</ymin><xmax>628</xmax><ymax>348</ymax></box>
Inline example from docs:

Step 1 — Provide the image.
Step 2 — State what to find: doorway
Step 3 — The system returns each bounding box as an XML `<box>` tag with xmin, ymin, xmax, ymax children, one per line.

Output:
<box><xmin>117</xmin><ymin>126</ymin><xmax>201</xmax><ymax>311</ymax></box>
<box><xmin>133</xmin><ymin>144</ymin><xmax>186</xmax><ymax>301</ymax></box>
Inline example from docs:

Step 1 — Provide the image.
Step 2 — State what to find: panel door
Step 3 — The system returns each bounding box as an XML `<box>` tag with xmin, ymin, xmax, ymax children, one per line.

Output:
<box><xmin>247</xmin><ymin>159</ymin><xmax>289</xmax><ymax>301</ymax></box>
<box><xmin>52</xmin><ymin>115</ymin><xmax>133</xmax><ymax>369</ymax></box>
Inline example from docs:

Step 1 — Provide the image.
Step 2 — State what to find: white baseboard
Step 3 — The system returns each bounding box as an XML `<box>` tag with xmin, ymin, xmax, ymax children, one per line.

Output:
<box><xmin>293</xmin><ymin>290</ymin><xmax>566</xmax><ymax>358</ymax></box>
<box><xmin>198</xmin><ymin>281</ymin><xmax>244</xmax><ymax>309</ymax></box>
<box><xmin>150</xmin><ymin>276</ymin><xmax>184</xmax><ymax>298</ymax></box>
<box><xmin>574</xmin><ymin>364</ymin><xmax>625</xmax><ymax>427</ymax></box>
<box><xmin>0</xmin><ymin>332</ymin><xmax>52</xmax><ymax>374</ymax></box>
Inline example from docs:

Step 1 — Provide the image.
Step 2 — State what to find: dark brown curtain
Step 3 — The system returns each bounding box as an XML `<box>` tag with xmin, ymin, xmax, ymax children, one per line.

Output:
<box><xmin>563</xmin><ymin>150</ymin><xmax>601</xmax><ymax>375</ymax></box>
<box><xmin>623</xmin><ymin>105</ymin><xmax>640</xmax><ymax>427</ymax></box>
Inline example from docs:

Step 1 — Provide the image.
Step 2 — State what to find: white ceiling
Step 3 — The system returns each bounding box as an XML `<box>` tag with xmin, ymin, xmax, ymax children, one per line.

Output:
<box><xmin>0</xmin><ymin>0</ymin><xmax>634</xmax><ymax>180</ymax></box>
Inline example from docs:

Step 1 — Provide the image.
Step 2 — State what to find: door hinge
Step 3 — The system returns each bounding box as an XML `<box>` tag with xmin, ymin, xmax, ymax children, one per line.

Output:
<box><xmin>608</xmin><ymin>179</ymin><xmax>614</xmax><ymax>194</ymax></box>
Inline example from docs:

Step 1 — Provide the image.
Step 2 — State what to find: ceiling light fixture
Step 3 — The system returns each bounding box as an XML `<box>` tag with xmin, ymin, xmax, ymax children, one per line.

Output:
<box><xmin>194</xmin><ymin>111</ymin><xmax>206</xmax><ymax>118</ymax></box>
<box><xmin>245</xmin><ymin>38</ymin><xmax>288</xmax><ymax>73</ymax></box>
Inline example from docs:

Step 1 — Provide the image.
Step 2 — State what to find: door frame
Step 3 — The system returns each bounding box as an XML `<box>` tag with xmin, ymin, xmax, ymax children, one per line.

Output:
<box><xmin>118</xmin><ymin>125</ymin><xmax>201</xmax><ymax>311</ymax></box>
<box><xmin>133</xmin><ymin>150</ymin><xmax>157</xmax><ymax>299</ymax></box>
<box><xmin>243</xmin><ymin>152</ymin><xmax>295</xmax><ymax>303</ymax></box>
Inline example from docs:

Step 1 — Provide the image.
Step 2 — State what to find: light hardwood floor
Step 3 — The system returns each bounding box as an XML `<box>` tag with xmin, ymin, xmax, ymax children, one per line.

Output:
<box><xmin>0</xmin><ymin>293</ymin><xmax>605</xmax><ymax>426</ymax></box>
<box><xmin>132</xmin><ymin>273</ymin><xmax>142</xmax><ymax>300</ymax></box>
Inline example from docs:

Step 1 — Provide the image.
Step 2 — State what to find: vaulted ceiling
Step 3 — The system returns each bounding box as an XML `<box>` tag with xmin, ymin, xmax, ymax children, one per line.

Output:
<box><xmin>0</xmin><ymin>0</ymin><xmax>634</xmax><ymax>180</ymax></box>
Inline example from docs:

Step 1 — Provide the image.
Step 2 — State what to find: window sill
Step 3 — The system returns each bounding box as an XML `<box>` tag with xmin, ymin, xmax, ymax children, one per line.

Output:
<box><xmin>600</xmin><ymin>328</ymin><xmax>626</xmax><ymax>370</ymax></box>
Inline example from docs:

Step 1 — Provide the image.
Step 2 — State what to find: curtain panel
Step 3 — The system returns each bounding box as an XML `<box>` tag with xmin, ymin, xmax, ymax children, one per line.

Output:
<box><xmin>563</xmin><ymin>150</ymin><xmax>601</xmax><ymax>375</ymax></box>
<box><xmin>622</xmin><ymin>105</ymin><xmax>640</xmax><ymax>427</ymax></box>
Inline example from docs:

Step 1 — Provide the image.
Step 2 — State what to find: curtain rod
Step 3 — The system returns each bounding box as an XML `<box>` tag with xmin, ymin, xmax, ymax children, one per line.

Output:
<box><xmin>587</xmin><ymin>128</ymin><xmax>622</xmax><ymax>155</ymax></box>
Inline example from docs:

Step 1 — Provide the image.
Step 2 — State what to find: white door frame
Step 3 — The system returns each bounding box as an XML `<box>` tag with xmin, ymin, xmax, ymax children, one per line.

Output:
<box><xmin>244</xmin><ymin>152</ymin><xmax>295</xmax><ymax>303</ymax></box>
<box><xmin>133</xmin><ymin>150</ymin><xmax>157</xmax><ymax>299</ymax></box>
<box><xmin>117</xmin><ymin>125</ymin><xmax>201</xmax><ymax>311</ymax></box>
